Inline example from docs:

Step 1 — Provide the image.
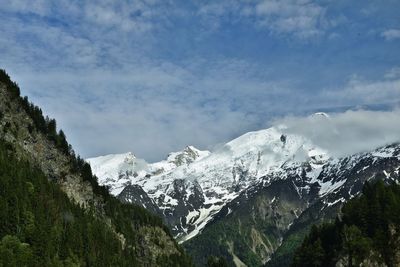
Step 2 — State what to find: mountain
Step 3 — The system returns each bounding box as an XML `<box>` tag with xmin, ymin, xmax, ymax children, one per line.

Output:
<box><xmin>0</xmin><ymin>70</ymin><xmax>192</xmax><ymax>266</ymax></box>
<box><xmin>88</xmin><ymin>108</ymin><xmax>400</xmax><ymax>266</ymax></box>
<box><xmin>88</xmin><ymin>146</ymin><xmax>210</xmax><ymax>196</ymax></box>
<box><xmin>87</xmin><ymin>125</ymin><xmax>329</xmax><ymax>241</ymax></box>
<box><xmin>185</xmin><ymin>143</ymin><xmax>400</xmax><ymax>266</ymax></box>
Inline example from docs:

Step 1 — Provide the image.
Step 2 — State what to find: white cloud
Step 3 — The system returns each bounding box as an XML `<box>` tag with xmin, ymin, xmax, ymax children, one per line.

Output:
<box><xmin>195</xmin><ymin>0</ymin><xmax>335</xmax><ymax>39</ymax></box>
<box><xmin>382</xmin><ymin>29</ymin><xmax>400</xmax><ymax>40</ymax></box>
<box><xmin>1</xmin><ymin>0</ymin><xmax>399</xmax><ymax>161</ymax></box>
<box><xmin>0</xmin><ymin>0</ymin><xmax>173</xmax><ymax>33</ymax></box>
<box><xmin>11</xmin><ymin>62</ymin><xmax>264</xmax><ymax>161</ymax></box>
<box><xmin>1</xmin><ymin>0</ymin><xmax>341</xmax><ymax>41</ymax></box>
<box><xmin>385</xmin><ymin>67</ymin><xmax>400</xmax><ymax>79</ymax></box>
<box><xmin>253</xmin><ymin>0</ymin><xmax>326</xmax><ymax>38</ymax></box>
<box><xmin>1</xmin><ymin>0</ymin><xmax>50</xmax><ymax>16</ymax></box>
<box><xmin>7</xmin><ymin>52</ymin><xmax>400</xmax><ymax>161</ymax></box>
<box><xmin>320</xmin><ymin>75</ymin><xmax>400</xmax><ymax>109</ymax></box>
<box><xmin>83</xmin><ymin>1</ymin><xmax>156</xmax><ymax>32</ymax></box>
<box><xmin>276</xmin><ymin>109</ymin><xmax>400</xmax><ymax>158</ymax></box>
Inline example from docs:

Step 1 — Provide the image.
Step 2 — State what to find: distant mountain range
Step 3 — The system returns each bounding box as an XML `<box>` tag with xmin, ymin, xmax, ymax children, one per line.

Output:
<box><xmin>88</xmin><ymin>112</ymin><xmax>400</xmax><ymax>266</ymax></box>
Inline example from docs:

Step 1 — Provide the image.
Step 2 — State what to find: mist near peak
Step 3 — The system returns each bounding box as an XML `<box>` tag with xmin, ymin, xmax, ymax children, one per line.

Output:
<box><xmin>275</xmin><ymin>109</ymin><xmax>400</xmax><ymax>158</ymax></box>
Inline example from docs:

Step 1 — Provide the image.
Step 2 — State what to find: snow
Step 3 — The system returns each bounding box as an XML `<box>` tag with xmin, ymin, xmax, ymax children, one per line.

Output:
<box><xmin>311</xmin><ymin>112</ymin><xmax>330</xmax><ymax>118</ymax></box>
<box><xmin>178</xmin><ymin>206</ymin><xmax>221</xmax><ymax>243</ymax></box>
<box><xmin>227</xmin><ymin>207</ymin><xmax>232</xmax><ymax>216</ymax></box>
<box><xmin>87</xmin><ymin>126</ymin><xmax>331</xmax><ymax>241</ymax></box>
<box><xmin>319</xmin><ymin>179</ymin><xmax>347</xmax><ymax>196</ymax></box>
<box><xmin>357</xmin><ymin>165</ymin><xmax>370</xmax><ymax>174</ymax></box>
<box><xmin>186</xmin><ymin>210</ymin><xmax>200</xmax><ymax>224</ymax></box>
<box><xmin>326</xmin><ymin>197</ymin><xmax>345</xmax><ymax>207</ymax></box>
<box><xmin>87</xmin><ymin>120</ymin><xmax>399</xmax><ymax>242</ymax></box>
<box><xmin>371</xmin><ymin>147</ymin><xmax>396</xmax><ymax>158</ymax></box>
<box><xmin>383</xmin><ymin>170</ymin><xmax>390</xmax><ymax>178</ymax></box>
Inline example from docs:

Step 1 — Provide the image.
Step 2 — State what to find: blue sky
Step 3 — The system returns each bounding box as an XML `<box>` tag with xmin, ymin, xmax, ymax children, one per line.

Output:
<box><xmin>0</xmin><ymin>0</ymin><xmax>399</xmax><ymax>161</ymax></box>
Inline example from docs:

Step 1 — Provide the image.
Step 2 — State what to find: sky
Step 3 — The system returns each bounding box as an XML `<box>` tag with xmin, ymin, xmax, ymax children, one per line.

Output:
<box><xmin>0</xmin><ymin>0</ymin><xmax>399</xmax><ymax>161</ymax></box>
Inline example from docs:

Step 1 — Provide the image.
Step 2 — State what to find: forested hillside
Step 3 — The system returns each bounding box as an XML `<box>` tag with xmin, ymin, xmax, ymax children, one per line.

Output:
<box><xmin>292</xmin><ymin>180</ymin><xmax>400</xmax><ymax>267</ymax></box>
<box><xmin>0</xmin><ymin>69</ymin><xmax>192</xmax><ymax>266</ymax></box>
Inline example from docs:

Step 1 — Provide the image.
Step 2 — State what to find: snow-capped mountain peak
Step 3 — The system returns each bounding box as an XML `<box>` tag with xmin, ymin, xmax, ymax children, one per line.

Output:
<box><xmin>166</xmin><ymin>145</ymin><xmax>210</xmax><ymax>166</ymax></box>
<box><xmin>87</xmin><ymin>125</ymin><xmax>331</xmax><ymax>241</ymax></box>
<box><xmin>87</xmin><ymin>146</ymin><xmax>210</xmax><ymax>195</ymax></box>
<box><xmin>87</xmin><ymin>126</ymin><xmax>400</xmax><ymax>243</ymax></box>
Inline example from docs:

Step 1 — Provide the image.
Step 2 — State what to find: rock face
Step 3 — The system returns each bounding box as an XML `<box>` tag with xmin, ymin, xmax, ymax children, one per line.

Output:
<box><xmin>0</xmin><ymin>83</ymin><xmax>97</xmax><ymax>208</ymax></box>
<box><xmin>118</xmin><ymin>184</ymin><xmax>161</xmax><ymax>215</ymax></box>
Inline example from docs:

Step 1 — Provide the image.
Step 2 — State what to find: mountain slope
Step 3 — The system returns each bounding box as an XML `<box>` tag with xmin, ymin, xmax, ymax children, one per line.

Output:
<box><xmin>267</xmin><ymin>144</ymin><xmax>400</xmax><ymax>267</ymax></box>
<box><xmin>184</xmin><ymin>178</ymin><xmax>308</xmax><ymax>266</ymax></box>
<box><xmin>292</xmin><ymin>180</ymin><xmax>400</xmax><ymax>267</ymax></box>
<box><xmin>184</xmin><ymin>144</ymin><xmax>400</xmax><ymax>266</ymax></box>
<box><xmin>0</xmin><ymin>70</ymin><xmax>192</xmax><ymax>266</ymax></box>
<box><xmin>0</xmin><ymin>138</ymin><xmax>160</xmax><ymax>266</ymax></box>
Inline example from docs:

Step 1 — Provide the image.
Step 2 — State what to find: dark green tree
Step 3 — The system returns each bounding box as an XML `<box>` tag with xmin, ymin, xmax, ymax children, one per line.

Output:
<box><xmin>342</xmin><ymin>225</ymin><xmax>372</xmax><ymax>267</ymax></box>
<box><xmin>207</xmin><ymin>255</ymin><xmax>229</xmax><ymax>267</ymax></box>
<box><xmin>292</xmin><ymin>180</ymin><xmax>400</xmax><ymax>267</ymax></box>
<box><xmin>0</xmin><ymin>235</ymin><xmax>33</xmax><ymax>267</ymax></box>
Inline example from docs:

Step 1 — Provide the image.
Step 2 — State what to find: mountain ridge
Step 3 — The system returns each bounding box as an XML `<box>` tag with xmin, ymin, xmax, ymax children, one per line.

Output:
<box><xmin>88</xmin><ymin>125</ymin><xmax>331</xmax><ymax>241</ymax></box>
<box><xmin>87</xmin><ymin>108</ymin><xmax>400</xmax><ymax>266</ymax></box>
<box><xmin>0</xmin><ymin>69</ymin><xmax>192</xmax><ymax>266</ymax></box>
<box><xmin>185</xmin><ymin>143</ymin><xmax>400</xmax><ymax>266</ymax></box>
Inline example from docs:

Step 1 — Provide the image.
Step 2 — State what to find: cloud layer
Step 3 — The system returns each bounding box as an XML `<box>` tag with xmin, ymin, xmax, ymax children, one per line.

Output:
<box><xmin>1</xmin><ymin>0</ymin><xmax>400</xmax><ymax>161</ymax></box>
<box><xmin>278</xmin><ymin>110</ymin><xmax>400</xmax><ymax>158</ymax></box>
<box><xmin>382</xmin><ymin>29</ymin><xmax>400</xmax><ymax>41</ymax></box>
